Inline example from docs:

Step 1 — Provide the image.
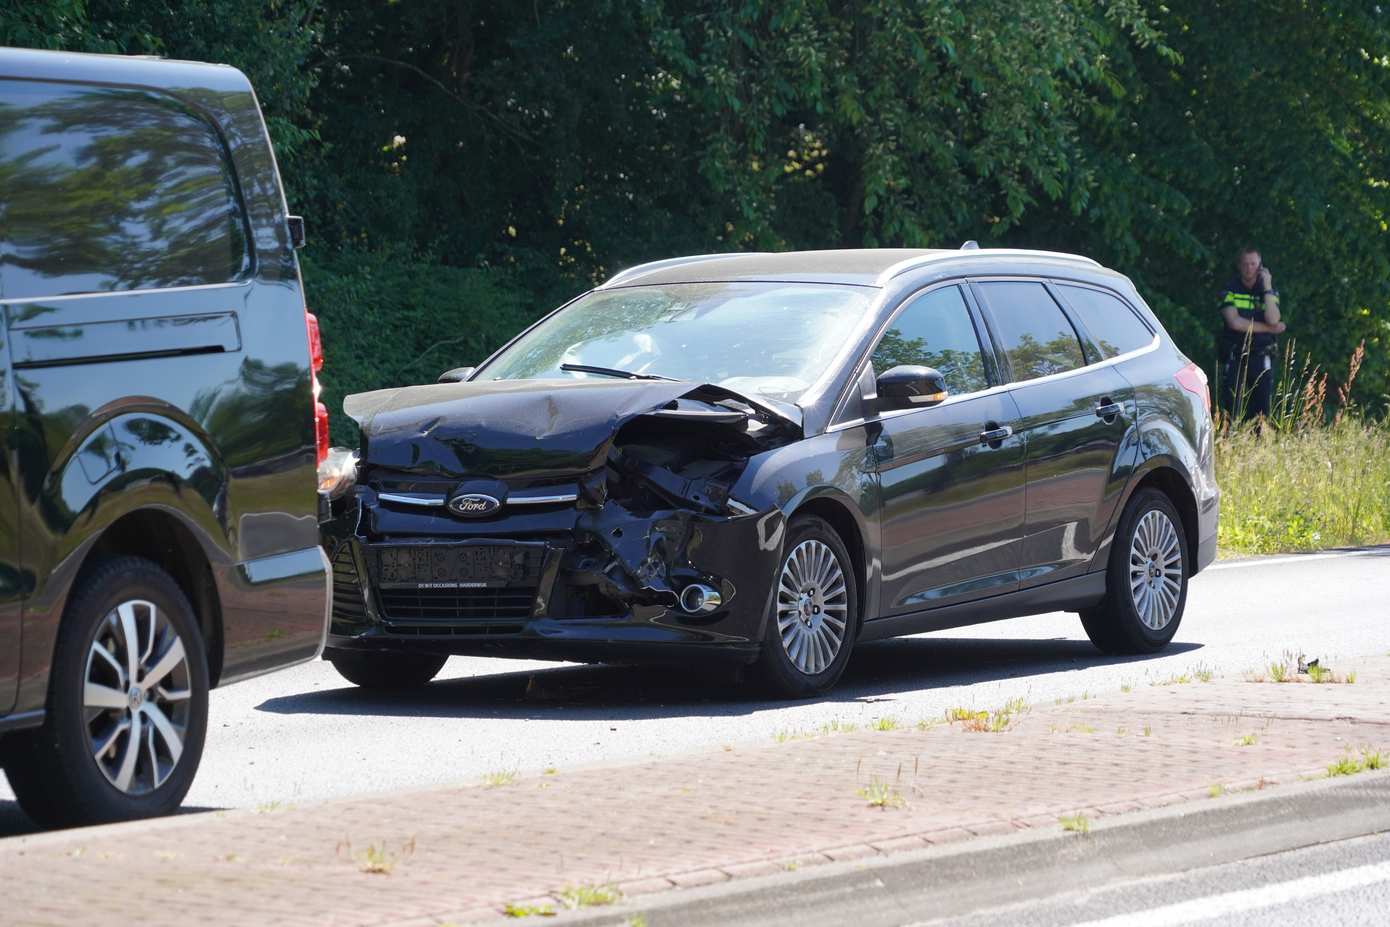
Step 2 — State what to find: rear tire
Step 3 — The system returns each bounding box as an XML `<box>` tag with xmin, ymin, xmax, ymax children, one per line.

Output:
<box><xmin>326</xmin><ymin>649</ymin><xmax>447</xmax><ymax>689</ymax></box>
<box><xmin>1</xmin><ymin>558</ymin><xmax>209</xmax><ymax>828</ymax></box>
<box><xmin>754</xmin><ymin>515</ymin><xmax>860</xmax><ymax>698</ymax></box>
<box><xmin>1080</xmin><ymin>488</ymin><xmax>1189</xmax><ymax>655</ymax></box>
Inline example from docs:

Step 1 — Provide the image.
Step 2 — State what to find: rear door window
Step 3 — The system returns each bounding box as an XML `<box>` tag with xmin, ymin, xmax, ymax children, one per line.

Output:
<box><xmin>870</xmin><ymin>285</ymin><xmax>989</xmax><ymax>394</ymax></box>
<box><xmin>0</xmin><ymin>80</ymin><xmax>249</xmax><ymax>300</ymax></box>
<box><xmin>1055</xmin><ymin>284</ymin><xmax>1154</xmax><ymax>358</ymax></box>
<box><xmin>975</xmin><ymin>281</ymin><xmax>1087</xmax><ymax>381</ymax></box>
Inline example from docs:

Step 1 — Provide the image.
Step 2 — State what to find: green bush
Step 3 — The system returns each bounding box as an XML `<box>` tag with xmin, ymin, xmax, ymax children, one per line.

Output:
<box><xmin>303</xmin><ymin>248</ymin><xmax>554</xmax><ymax>445</ymax></box>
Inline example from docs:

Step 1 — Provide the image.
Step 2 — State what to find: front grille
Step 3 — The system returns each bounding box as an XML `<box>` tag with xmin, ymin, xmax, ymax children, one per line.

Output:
<box><xmin>380</xmin><ymin>621</ymin><xmax>527</xmax><ymax>637</ymax></box>
<box><xmin>331</xmin><ymin>545</ymin><xmax>367</xmax><ymax>624</ymax></box>
<box><xmin>377</xmin><ymin>585</ymin><xmax>538</xmax><ymax>623</ymax></box>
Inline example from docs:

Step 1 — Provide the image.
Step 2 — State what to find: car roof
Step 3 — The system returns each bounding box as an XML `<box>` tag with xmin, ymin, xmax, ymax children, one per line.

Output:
<box><xmin>0</xmin><ymin>46</ymin><xmax>251</xmax><ymax>95</ymax></box>
<box><xmin>599</xmin><ymin>247</ymin><xmax>1104</xmax><ymax>289</ymax></box>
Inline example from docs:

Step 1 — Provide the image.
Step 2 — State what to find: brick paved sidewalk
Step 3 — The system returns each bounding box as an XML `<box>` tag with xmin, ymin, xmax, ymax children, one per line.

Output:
<box><xmin>5</xmin><ymin>656</ymin><xmax>1390</xmax><ymax>927</ymax></box>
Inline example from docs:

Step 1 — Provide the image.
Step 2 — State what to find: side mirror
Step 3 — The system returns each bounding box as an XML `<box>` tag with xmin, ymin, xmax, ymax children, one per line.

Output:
<box><xmin>874</xmin><ymin>365</ymin><xmax>948</xmax><ymax>412</ymax></box>
<box><xmin>437</xmin><ymin>367</ymin><xmax>475</xmax><ymax>384</ymax></box>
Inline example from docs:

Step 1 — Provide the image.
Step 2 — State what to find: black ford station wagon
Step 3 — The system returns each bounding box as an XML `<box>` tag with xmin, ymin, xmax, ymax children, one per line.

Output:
<box><xmin>0</xmin><ymin>48</ymin><xmax>330</xmax><ymax>826</ymax></box>
<box><xmin>320</xmin><ymin>247</ymin><xmax>1218</xmax><ymax>697</ymax></box>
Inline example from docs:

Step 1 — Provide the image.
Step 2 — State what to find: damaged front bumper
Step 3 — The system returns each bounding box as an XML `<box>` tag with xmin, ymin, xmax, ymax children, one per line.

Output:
<box><xmin>321</xmin><ymin>492</ymin><xmax>786</xmax><ymax>664</ymax></box>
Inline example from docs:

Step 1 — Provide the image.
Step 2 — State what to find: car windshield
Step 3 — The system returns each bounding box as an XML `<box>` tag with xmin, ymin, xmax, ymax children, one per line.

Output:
<box><xmin>475</xmin><ymin>282</ymin><xmax>876</xmax><ymax>404</ymax></box>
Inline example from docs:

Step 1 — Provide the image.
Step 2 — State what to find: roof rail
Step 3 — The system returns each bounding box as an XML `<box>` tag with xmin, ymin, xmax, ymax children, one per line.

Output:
<box><xmin>599</xmin><ymin>253</ymin><xmax>769</xmax><ymax>288</ymax></box>
<box><xmin>876</xmin><ymin>248</ymin><xmax>1103</xmax><ymax>285</ymax></box>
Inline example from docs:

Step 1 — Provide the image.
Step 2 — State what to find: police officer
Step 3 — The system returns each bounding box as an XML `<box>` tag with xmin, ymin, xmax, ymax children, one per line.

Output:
<box><xmin>1219</xmin><ymin>246</ymin><xmax>1286</xmax><ymax>420</ymax></box>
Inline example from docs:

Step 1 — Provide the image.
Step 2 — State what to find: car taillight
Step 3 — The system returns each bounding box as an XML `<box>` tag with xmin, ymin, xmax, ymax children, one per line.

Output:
<box><xmin>307</xmin><ymin>311</ymin><xmax>328</xmax><ymax>466</ymax></box>
<box><xmin>1174</xmin><ymin>362</ymin><xmax>1210</xmax><ymax>414</ymax></box>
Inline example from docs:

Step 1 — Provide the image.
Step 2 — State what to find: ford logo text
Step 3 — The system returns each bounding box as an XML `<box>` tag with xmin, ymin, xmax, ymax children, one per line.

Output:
<box><xmin>447</xmin><ymin>493</ymin><xmax>502</xmax><ymax>517</ymax></box>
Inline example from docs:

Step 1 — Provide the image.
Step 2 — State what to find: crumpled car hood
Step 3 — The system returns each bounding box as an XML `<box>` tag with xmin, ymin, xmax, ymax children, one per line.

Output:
<box><xmin>344</xmin><ymin>378</ymin><xmax>797</xmax><ymax>481</ymax></box>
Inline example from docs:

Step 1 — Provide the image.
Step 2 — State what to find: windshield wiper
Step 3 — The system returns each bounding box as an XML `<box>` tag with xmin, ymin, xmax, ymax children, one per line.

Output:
<box><xmin>560</xmin><ymin>363</ymin><xmax>676</xmax><ymax>381</ymax></box>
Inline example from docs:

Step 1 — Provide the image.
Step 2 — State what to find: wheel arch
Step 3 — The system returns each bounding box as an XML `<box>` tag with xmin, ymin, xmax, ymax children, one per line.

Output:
<box><xmin>785</xmin><ymin>493</ymin><xmax>870</xmax><ymax>631</ymax></box>
<box><xmin>79</xmin><ymin>508</ymin><xmax>225</xmax><ymax>686</ymax></box>
<box><xmin>1121</xmin><ymin>461</ymin><xmax>1200</xmax><ymax>570</ymax></box>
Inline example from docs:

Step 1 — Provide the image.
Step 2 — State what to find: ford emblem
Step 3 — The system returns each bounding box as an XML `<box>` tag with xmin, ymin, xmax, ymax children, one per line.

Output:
<box><xmin>447</xmin><ymin>493</ymin><xmax>501</xmax><ymax>518</ymax></box>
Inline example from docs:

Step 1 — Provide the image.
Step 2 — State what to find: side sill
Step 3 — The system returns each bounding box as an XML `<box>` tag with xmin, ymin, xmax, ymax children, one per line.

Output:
<box><xmin>859</xmin><ymin>571</ymin><xmax>1106</xmax><ymax>642</ymax></box>
<box><xmin>0</xmin><ymin>709</ymin><xmax>46</xmax><ymax>736</ymax></box>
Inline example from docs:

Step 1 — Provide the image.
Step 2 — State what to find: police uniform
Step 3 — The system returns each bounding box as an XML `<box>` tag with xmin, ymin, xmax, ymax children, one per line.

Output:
<box><xmin>1218</xmin><ymin>274</ymin><xmax>1279</xmax><ymax>419</ymax></box>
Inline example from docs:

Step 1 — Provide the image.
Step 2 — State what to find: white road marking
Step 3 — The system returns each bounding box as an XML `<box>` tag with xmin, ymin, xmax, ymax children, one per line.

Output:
<box><xmin>1207</xmin><ymin>549</ymin><xmax>1390</xmax><ymax>572</ymax></box>
<box><xmin>1062</xmin><ymin>860</ymin><xmax>1390</xmax><ymax>927</ymax></box>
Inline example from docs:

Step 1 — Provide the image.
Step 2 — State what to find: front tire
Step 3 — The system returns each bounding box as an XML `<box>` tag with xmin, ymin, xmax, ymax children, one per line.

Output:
<box><xmin>326</xmin><ymin>649</ymin><xmax>447</xmax><ymax>689</ymax></box>
<box><xmin>1</xmin><ymin>558</ymin><xmax>209</xmax><ymax>828</ymax></box>
<box><xmin>754</xmin><ymin>515</ymin><xmax>860</xmax><ymax>698</ymax></box>
<box><xmin>1080</xmin><ymin>488</ymin><xmax>1189</xmax><ymax>654</ymax></box>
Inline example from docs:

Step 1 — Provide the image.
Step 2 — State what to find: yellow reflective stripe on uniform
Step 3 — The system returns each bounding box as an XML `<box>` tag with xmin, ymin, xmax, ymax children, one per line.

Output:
<box><xmin>1222</xmin><ymin>291</ymin><xmax>1258</xmax><ymax>310</ymax></box>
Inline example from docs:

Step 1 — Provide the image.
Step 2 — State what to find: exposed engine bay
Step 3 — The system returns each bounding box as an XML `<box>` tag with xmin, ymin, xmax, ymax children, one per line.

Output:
<box><xmin>319</xmin><ymin>378</ymin><xmax>797</xmax><ymax>655</ymax></box>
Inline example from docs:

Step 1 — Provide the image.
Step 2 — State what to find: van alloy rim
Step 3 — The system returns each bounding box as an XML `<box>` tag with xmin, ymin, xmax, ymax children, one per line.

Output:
<box><xmin>777</xmin><ymin>539</ymin><xmax>850</xmax><ymax>675</ymax></box>
<box><xmin>83</xmin><ymin>600</ymin><xmax>193</xmax><ymax>794</ymax></box>
<box><xmin>1129</xmin><ymin>510</ymin><xmax>1183</xmax><ymax>630</ymax></box>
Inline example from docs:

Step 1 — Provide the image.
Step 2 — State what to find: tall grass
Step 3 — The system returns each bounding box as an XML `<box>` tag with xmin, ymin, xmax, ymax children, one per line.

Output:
<box><xmin>1216</xmin><ymin>341</ymin><xmax>1390</xmax><ymax>554</ymax></box>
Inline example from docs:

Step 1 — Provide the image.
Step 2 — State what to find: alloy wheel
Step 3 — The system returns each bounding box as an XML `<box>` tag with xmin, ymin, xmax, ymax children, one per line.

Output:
<box><xmin>82</xmin><ymin>599</ymin><xmax>193</xmax><ymax>794</ymax></box>
<box><xmin>1128</xmin><ymin>510</ymin><xmax>1183</xmax><ymax>631</ymax></box>
<box><xmin>776</xmin><ymin>539</ymin><xmax>850</xmax><ymax>675</ymax></box>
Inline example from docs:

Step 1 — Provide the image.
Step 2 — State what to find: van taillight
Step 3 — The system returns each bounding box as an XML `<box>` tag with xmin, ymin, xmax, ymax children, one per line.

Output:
<box><xmin>307</xmin><ymin>311</ymin><xmax>328</xmax><ymax>466</ymax></box>
<box><xmin>1174</xmin><ymin>362</ymin><xmax>1210</xmax><ymax>413</ymax></box>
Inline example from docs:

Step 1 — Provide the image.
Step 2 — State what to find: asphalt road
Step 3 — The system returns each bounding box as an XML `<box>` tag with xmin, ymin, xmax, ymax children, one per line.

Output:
<box><xmin>931</xmin><ymin>826</ymin><xmax>1390</xmax><ymax>927</ymax></box>
<box><xmin>3</xmin><ymin>546</ymin><xmax>1389</xmax><ymax>830</ymax></box>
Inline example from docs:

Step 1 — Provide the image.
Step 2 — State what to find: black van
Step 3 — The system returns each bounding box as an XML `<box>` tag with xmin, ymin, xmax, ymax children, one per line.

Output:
<box><xmin>0</xmin><ymin>48</ymin><xmax>329</xmax><ymax>826</ymax></box>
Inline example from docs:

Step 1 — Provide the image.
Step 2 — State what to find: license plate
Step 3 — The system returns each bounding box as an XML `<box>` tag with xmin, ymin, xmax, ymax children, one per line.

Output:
<box><xmin>373</xmin><ymin>544</ymin><xmax>544</xmax><ymax>589</ymax></box>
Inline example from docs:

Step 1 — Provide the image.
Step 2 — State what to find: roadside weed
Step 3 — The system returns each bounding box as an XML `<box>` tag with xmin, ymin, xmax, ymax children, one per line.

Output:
<box><xmin>858</xmin><ymin>778</ymin><xmax>906</xmax><ymax>810</ymax></box>
<box><xmin>1307</xmin><ymin>663</ymin><xmax>1330</xmax><ymax>683</ymax></box>
<box><xmin>1059</xmin><ymin>814</ymin><xmax>1091</xmax><ymax>834</ymax></box>
<box><xmin>1068</xmin><ymin>723</ymin><xmax>1097</xmax><ymax>734</ymax></box>
<box><xmin>502</xmin><ymin>902</ymin><xmax>555</xmax><ymax>918</ymax></box>
<box><xmin>946</xmin><ymin>698</ymin><xmax>1027</xmax><ymax>733</ymax></box>
<box><xmin>1268</xmin><ymin>655</ymin><xmax>1291</xmax><ymax>683</ymax></box>
<box><xmin>1347</xmin><ymin>671</ymin><xmax>1358</xmax><ymax>684</ymax></box>
<box><xmin>1236</xmin><ymin>733</ymin><xmax>1258</xmax><ymax>746</ymax></box>
<box><xmin>624</xmin><ymin>917</ymin><xmax>649</xmax><ymax>927</ymax></box>
<box><xmin>340</xmin><ymin>837</ymin><xmax>415</xmax><ymax>875</ymax></box>
<box><xmin>872</xmin><ymin>716</ymin><xmax>901</xmax><ymax>732</ymax></box>
<box><xmin>1328</xmin><ymin>755</ymin><xmax>1362</xmax><ymax>777</ymax></box>
<box><xmin>482</xmin><ymin>769</ymin><xmax>519</xmax><ymax>788</ymax></box>
<box><xmin>820</xmin><ymin>719</ymin><xmax>858</xmax><ymax>735</ymax></box>
<box><xmin>1363</xmin><ymin>749</ymin><xmax>1385</xmax><ymax>770</ymax></box>
<box><xmin>542</xmin><ymin>766</ymin><xmax>557</xmax><ymax>776</ymax></box>
<box><xmin>1120</xmin><ymin>682</ymin><xmax>1133</xmax><ymax>693</ymax></box>
<box><xmin>555</xmin><ymin>884</ymin><xmax>621</xmax><ymax>910</ymax></box>
<box><xmin>1208</xmin><ymin>784</ymin><xmax>1225</xmax><ymax>798</ymax></box>
<box><xmin>1143</xmin><ymin>724</ymin><xmax>1153</xmax><ymax>737</ymax></box>
<box><xmin>1154</xmin><ymin>673</ymin><xmax>1191</xmax><ymax>687</ymax></box>
<box><xmin>1194</xmin><ymin>664</ymin><xmax>1214</xmax><ymax>683</ymax></box>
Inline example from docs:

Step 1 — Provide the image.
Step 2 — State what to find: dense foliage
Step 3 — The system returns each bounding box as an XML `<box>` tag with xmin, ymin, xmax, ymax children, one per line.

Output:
<box><xmin>4</xmin><ymin>1</ymin><xmax>1388</xmax><ymax>440</ymax></box>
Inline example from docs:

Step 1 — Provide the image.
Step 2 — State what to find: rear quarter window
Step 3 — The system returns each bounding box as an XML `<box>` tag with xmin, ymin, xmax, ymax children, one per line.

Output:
<box><xmin>1055</xmin><ymin>284</ymin><xmax>1154</xmax><ymax>358</ymax></box>
<box><xmin>0</xmin><ymin>80</ymin><xmax>249</xmax><ymax>300</ymax></box>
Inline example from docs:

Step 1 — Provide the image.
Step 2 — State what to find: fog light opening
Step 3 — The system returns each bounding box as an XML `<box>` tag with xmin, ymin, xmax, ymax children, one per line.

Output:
<box><xmin>679</xmin><ymin>583</ymin><xmax>722</xmax><ymax>615</ymax></box>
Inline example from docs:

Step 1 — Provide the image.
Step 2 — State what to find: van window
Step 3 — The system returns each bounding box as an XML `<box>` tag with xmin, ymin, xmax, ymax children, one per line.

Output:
<box><xmin>1056</xmin><ymin>284</ymin><xmax>1154</xmax><ymax>358</ymax></box>
<box><xmin>0</xmin><ymin>80</ymin><xmax>249</xmax><ymax>300</ymax></box>
<box><xmin>976</xmin><ymin>281</ymin><xmax>1086</xmax><ymax>381</ymax></box>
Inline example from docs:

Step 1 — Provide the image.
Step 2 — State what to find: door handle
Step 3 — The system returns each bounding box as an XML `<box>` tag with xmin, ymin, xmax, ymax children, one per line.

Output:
<box><xmin>1095</xmin><ymin>399</ymin><xmax>1123</xmax><ymax>420</ymax></box>
<box><xmin>979</xmin><ymin>424</ymin><xmax>1013</xmax><ymax>446</ymax></box>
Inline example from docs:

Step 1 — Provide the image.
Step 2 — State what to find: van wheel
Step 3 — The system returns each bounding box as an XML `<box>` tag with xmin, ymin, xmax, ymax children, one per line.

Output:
<box><xmin>1</xmin><ymin>558</ymin><xmax>209</xmax><ymax>828</ymax></box>
<box><xmin>754</xmin><ymin>515</ymin><xmax>860</xmax><ymax>698</ymax></box>
<box><xmin>326</xmin><ymin>649</ymin><xmax>447</xmax><ymax>689</ymax></box>
<box><xmin>1080</xmin><ymin>488</ymin><xmax>1189</xmax><ymax>654</ymax></box>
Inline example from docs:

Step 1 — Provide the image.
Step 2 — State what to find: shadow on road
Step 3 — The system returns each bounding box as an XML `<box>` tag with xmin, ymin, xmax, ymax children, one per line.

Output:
<box><xmin>0</xmin><ymin>801</ymin><xmax>221</xmax><ymax>839</ymax></box>
<box><xmin>254</xmin><ymin>634</ymin><xmax>1204</xmax><ymax>721</ymax></box>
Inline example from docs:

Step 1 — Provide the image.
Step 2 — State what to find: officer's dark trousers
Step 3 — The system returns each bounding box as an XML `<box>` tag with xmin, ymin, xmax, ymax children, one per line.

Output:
<box><xmin>1220</xmin><ymin>348</ymin><xmax>1273</xmax><ymax>421</ymax></box>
